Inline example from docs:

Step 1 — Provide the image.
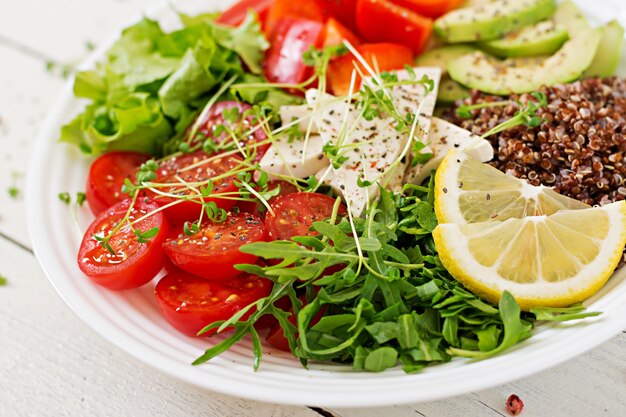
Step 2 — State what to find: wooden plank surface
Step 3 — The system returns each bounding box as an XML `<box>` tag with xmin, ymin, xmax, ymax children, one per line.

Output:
<box><xmin>1</xmin><ymin>0</ymin><xmax>626</xmax><ymax>416</ymax></box>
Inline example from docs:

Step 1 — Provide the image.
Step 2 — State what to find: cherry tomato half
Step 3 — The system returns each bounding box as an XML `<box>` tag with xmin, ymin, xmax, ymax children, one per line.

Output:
<box><xmin>155</xmin><ymin>271</ymin><xmax>272</xmax><ymax>337</ymax></box>
<box><xmin>77</xmin><ymin>199</ymin><xmax>169</xmax><ymax>290</ymax></box>
<box><xmin>356</xmin><ymin>0</ymin><xmax>433</xmax><ymax>54</ymax></box>
<box><xmin>86</xmin><ymin>151</ymin><xmax>151</xmax><ymax>216</ymax></box>
<box><xmin>265</xmin><ymin>0</ymin><xmax>327</xmax><ymax>33</ymax></box>
<box><xmin>192</xmin><ymin>101</ymin><xmax>269</xmax><ymax>161</ymax></box>
<box><xmin>237</xmin><ymin>180</ymin><xmax>301</xmax><ymax>217</ymax></box>
<box><xmin>323</xmin><ymin>18</ymin><xmax>361</xmax><ymax>48</ymax></box>
<box><xmin>163</xmin><ymin>213</ymin><xmax>267</xmax><ymax>280</ymax></box>
<box><xmin>148</xmin><ymin>151</ymin><xmax>242</xmax><ymax>224</ymax></box>
<box><xmin>328</xmin><ymin>42</ymin><xmax>414</xmax><ymax>96</ymax></box>
<box><xmin>391</xmin><ymin>0</ymin><xmax>463</xmax><ymax>19</ymax></box>
<box><xmin>264</xmin><ymin>18</ymin><xmax>325</xmax><ymax>87</ymax></box>
<box><xmin>265</xmin><ymin>192</ymin><xmax>347</xmax><ymax>241</ymax></box>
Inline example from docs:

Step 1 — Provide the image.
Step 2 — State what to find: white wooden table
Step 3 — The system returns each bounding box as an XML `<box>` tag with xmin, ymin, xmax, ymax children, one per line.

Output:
<box><xmin>1</xmin><ymin>1</ymin><xmax>626</xmax><ymax>416</ymax></box>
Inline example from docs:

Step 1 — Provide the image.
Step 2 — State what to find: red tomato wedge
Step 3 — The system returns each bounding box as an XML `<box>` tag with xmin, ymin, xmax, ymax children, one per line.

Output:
<box><xmin>86</xmin><ymin>151</ymin><xmax>150</xmax><ymax>216</ymax></box>
<box><xmin>324</xmin><ymin>18</ymin><xmax>361</xmax><ymax>48</ymax></box>
<box><xmin>390</xmin><ymin>0</ymin><xmax>463</xmax><ymax>18</ymax></box>
<box><xmin>327</xmin><ymin>43</ymin><xmax>414</xmax><ymax>96</ymax></box>
<box><xmin>163</xmin><ymin>213</ymin><xmax>267</xmax><ymax>280</ymax></box>
<box><xmin>264</xmin><ymin>18</ymin><xmax>325</xmax><ymax>87</ymax></box>
<box><xmin>265</xmin><ymin>0</ymin><xmax>327</xmax><ymax>33</ymax></box>
<box><xmin>148</xmin><ymin>151</ymin><xmax>242</xmax><ymax>224</ymax></box>
<box><xmin>77</xmin><ymin>199</ymin><xmax>168</xmax><ymax>291</ymax></box>
<box><xmin>237</xmin><ymin>180</ymin><xmax>301</xmax><ymax>217</ymax></box>
<box><xmin>155</xmin><ymin>271</ymin><xmax>272</xmax><ymax>337</ymax></box>
<box><xmin>318</xmin><ymin>0</ymin><xmax>359</xmax><ymax>31</ymax></box>
<box><xmin>356</xmin><ymin>0</ymin><xmax>433</xmax><ymax>54</ymax></box>
<box><xmin>192</xmin><ymin>101</ymin><xmax>269</xmax><ymax>161</ymax></box>
<box><xmin>216</xmin><ymin>0</ymin><xmax>273</xmax><ymax>27</ymax></box>
<box><xmin>265</xmin><ymin>192</ymin><xmax>346</xmax><ymax>241</ymax></box>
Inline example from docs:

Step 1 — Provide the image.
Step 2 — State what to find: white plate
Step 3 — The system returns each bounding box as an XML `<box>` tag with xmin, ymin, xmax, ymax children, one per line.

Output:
<box><xmin>26</xmin><ymin>0</ymin><xmax>626</xmax><ymax>408</ymax></box>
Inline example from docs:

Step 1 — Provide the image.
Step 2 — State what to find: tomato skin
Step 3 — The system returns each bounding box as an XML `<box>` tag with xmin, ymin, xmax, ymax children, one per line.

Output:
<box><xmin>328</xmin><ymin>42</ymin><xmax>414</xmax><ymax>96</ymax></box>
<box><xmin>155</xmin><ymin>271</ymin><xmax>272</xmax><ymax>337</ymax></box>
<box><xmin>265</xmin><ymin>192</ymin><xmax>346</xmax><ymax>241</ymax></box>
<box><xmin>77</xmin><ymin>199</ymin><xmax>168</xmax><ymax>291</ymax></box>
<box><xmin>85</xmin><ymin>151</ymin><xmax>151</xmax><ymax>216</ymax></box>
<box><xmin>390</xmin><ymin>0</ymin><xmax>462</xmax><ymax>18</ymax></box>
<box><xmin>356</xmin><ymin>0</ymin><xmax>433</xmax><ymax>54</ymax></box>
<box><xmin>216</xmin><ymin>0</ymin><xmax>273</xmax><ymax>27</ymax></box>
<box><xmin>148</xmin><ymin>151</ymin><xmax>242</xmax><ymax>224</ymax></box>
<box><xmin>163</xmin><ymin>213</ymin><xmax>267</xmax><ymax>280</ymax></box>
<box><xmin>237</xmin><ymin>180</ymin><xmax>300</xmax><ymax>217</ymax></box>
<box><xmin>317</xmin><ymin>0</ymin><xmax>359</xmax><ymax>31</ymax></box>
<box><xmin>266</xmin><ymin>0</ymin><xmax>327</xmax><ymax>33</ymax></box>
<box><xmin>324</xmin><ymin>18</ymin><xmax>361</xmax><ymax>48</ymax></box>
<box><xmin>264</xmin><ymin>18</ymin><xmax>326</xmax><ymax>87</ymax></box>
<box><xmin>192</xmin><ymin>101</ymin><xmax>269</xmax><ymax>161</ymax></box>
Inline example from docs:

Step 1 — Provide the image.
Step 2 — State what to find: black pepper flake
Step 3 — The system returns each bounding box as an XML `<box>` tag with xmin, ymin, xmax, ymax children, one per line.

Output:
<box><xmin>443</xmin><ymin>187</ymin><xmax>448</xmax><ymax>193</ymax></box>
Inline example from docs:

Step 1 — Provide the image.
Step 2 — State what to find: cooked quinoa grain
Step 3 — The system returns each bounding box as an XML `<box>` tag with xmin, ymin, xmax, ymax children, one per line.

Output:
<box><xmin>444</xmin><ymin>77</ymin><xmax>626</xmax><ymax>207</ymax></box>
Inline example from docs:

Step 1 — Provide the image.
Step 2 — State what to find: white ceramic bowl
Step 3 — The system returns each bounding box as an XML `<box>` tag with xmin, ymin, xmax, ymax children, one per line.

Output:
<box><xmin>26</xmin><ymin>0</ymin><xmax>626</xmax><ymax>407</ymax></box>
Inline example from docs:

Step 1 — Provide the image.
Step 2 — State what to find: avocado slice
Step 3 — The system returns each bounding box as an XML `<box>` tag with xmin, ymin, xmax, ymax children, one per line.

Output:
<box><xmin>434</xmin><ymin>0</ymin><xmax>557</xmax><ymax>43</ymax></box>
<box><xmin>583</xmin><ymin>20</ymin><xmax>625</xmax><ymax>78</ymax></box>
<box><xmin>553</xmin><ymin>0</ymin><xmax>591</xmax><ymax>36</ymax></box>
<box><xmin>438</xmin><ymin>76</ymin><xmax>470</xmax><ymax>103</ymax></box>
<box><xmin>447</xmin><ymin>29</ymin><xmax>602</xmax><ymax>95</ymax></box>
<box><xmin>479</xmin><ymin>20</ymin><xmax>569</xmax><ymax>58</ymax></box>
<box><xmin>415</xmin><ymin>46</ymin><xmax>474</xmax><ymax>103</ymax></box>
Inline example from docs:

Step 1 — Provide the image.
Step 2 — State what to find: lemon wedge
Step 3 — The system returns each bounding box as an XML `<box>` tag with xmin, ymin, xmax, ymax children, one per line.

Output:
<box><xmin>434</xmin><ymin>149</ymin><xmax>589</xmax><ymax>224</ymax></box>
<box><xmin>433</xmin><ymin>199</ymin><xmax>626</xmax><ymax>310</ymax></box>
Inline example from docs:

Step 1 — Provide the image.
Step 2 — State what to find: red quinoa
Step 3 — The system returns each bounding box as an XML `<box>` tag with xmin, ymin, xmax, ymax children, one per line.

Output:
<box><xmin>443</xmin><ymin>77</ymin><xmax>626</xmax><ymax>207</ymax></box>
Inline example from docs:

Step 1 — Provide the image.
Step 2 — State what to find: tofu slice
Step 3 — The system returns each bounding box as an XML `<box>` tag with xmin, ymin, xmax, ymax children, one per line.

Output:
<box><xmin>280</xmin><ymin>104</ymin><xmax>318</xmax><ymax>134</ymax></box>
<box><xmin>364</xmin><ymin>67</ymin><xmax>443</xmax><ymax>188</ymax></box>
<box><xmin>307</xmin><ymin>89</ymin><xmax>411</xmax><ymax>217</ymax></box>
<box><xmin>409</xmin><ymin>117</ymin><xmax>494</xmax><ymax>185</ymax></box>
<box><xmin>259</xmin><ymin>134</ymin><xmax>329</xmax><ymax>179</ymax></box>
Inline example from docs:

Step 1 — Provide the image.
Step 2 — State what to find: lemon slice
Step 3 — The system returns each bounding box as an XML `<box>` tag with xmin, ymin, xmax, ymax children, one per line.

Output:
<box><xmin>434</xmin><ymin>149</ymin><xmax>589</xmax><ymax>224</ymax></box>
<box><xmin>433</xmin><ymin>201</ymin><xmax>626</xmax><ymax>309</ymax></box>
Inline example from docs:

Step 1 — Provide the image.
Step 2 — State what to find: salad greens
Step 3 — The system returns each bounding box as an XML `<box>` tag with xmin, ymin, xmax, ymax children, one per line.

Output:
<box><xmin>193</xmin><ymin>179</ymin><xmax>599</xmax><ymax>372</ymax></box>
<box><xmin>59</xmin><ymin>12</ymin><xmax>276</xmax><ymax>156</ymax></box>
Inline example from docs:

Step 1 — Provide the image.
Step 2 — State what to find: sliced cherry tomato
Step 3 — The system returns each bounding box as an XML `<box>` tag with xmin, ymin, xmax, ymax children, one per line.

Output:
<box><xmin>265</xmin><ymin>0</ymin><xmax>327</xmax><ymax>33</ymax></box>
<box><xmin>77</xmin><ymin>199</ymin><xmax>168</xmax><ymax>291</ymax></box>
<box><xmin>191</xmin><ymin>101</ymin><xmax>269</xmax><ymax>161</ymax></box>
<box><xmin>327</xmin><ymin>43</ymin><xmax>414</xmax><ymax>96</ymax></box>
<box><xmin>265</xmin><ymin>192</ymin><xmax>346</xmax><ymax>241</ymax></box>
<box><xmin>155</xmin><ymin>271</ymin><xmax>272</xmax><ymax>337</ymax></box>
<box><xmin>216</xmin><ymin>0</ymin><xmax>273</xmax><ymax>27</ymax></box>
<box><xmin>163</xmin><ymin>213</ymin><xmax>267</xmax><ymax>280</ymax></box>
<box><xmin>390</xmin><ymin>0</ymin><xmax>463</xmax><ymax>18</ymax></box>
<box><xmin>148</xmin><ymin>151</ymin><xmax>242</xmax><ymax>224</ymax></box>
<box><xmin>264</xmin><ymin>18</ymin><xmax>325</xmax><ymax>87</ymax></box>
<box><xmin>323</xmin><ymin>18</ymin><xmax>361</xmax><ymax>48</ymax></box>
<box><xmin>85</xmin><ymin>151</ymin><xmax>151</xmax><ymax>216</ymax></box>
<box><xmin>237</xmin><ymin>180</ymin><xmax>301</xmax><ymax>217</ymax></box>
<box><xmin>317</xmin><ymin>0</ymin><xmax>359</xmax><ymax>31</ymax></box>
<box><xmin>356</xmin><ymin>0</ymin><xmax>433</xmax><ymax>54</ymax></box>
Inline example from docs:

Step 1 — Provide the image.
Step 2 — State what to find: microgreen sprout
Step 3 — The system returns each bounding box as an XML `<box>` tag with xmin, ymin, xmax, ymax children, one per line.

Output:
<box><xmin>58</xmin><ymin>192</ymin><xmax>71</xmax><ymax>205</ymax></box>
<box><xmin>0</xmin><ymin>275</ymin><xmax>7</xmax><ymax>286</ymax></box>
<box><xmin>481</xmin><ymin>92</ymin><xmax>548</xmax><ymax>138</ymax></box>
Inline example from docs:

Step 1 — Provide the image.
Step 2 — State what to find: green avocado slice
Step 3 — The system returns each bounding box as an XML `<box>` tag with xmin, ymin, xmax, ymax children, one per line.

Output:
<box><xmin>447</xmin><ymin>28</ymin><xmax>602</xmax><ymax>95</ymax></box>
<box><xmin>434</xmin><ymin>0</ymin><xmax>557</xmax><ymax>43</ymax></box>
<box><xmin>583</xmin><ymin>20</ymin><xmax>625</xmax><ymax>78</ymax></box>
<box><xmin>479</xmin><ymin>20</ymin><xmax>569</xmax><ymax>58</ymax></box>
<box><xmin>553</xmin><ymin>0</ymin><xmax>591</xmax><ymax>36</ymax></box>
<box><xmin>415</xmin><ymin>46</ymin><xmax>474</xmax><ymax>103</ymax></box>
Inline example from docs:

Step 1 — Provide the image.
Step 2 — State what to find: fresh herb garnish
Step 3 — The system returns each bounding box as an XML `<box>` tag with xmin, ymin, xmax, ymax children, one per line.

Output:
<box><xmin>0</xmin><ymin>275</ymin><xmax>7</xmax><ymax>286</ymax></box>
